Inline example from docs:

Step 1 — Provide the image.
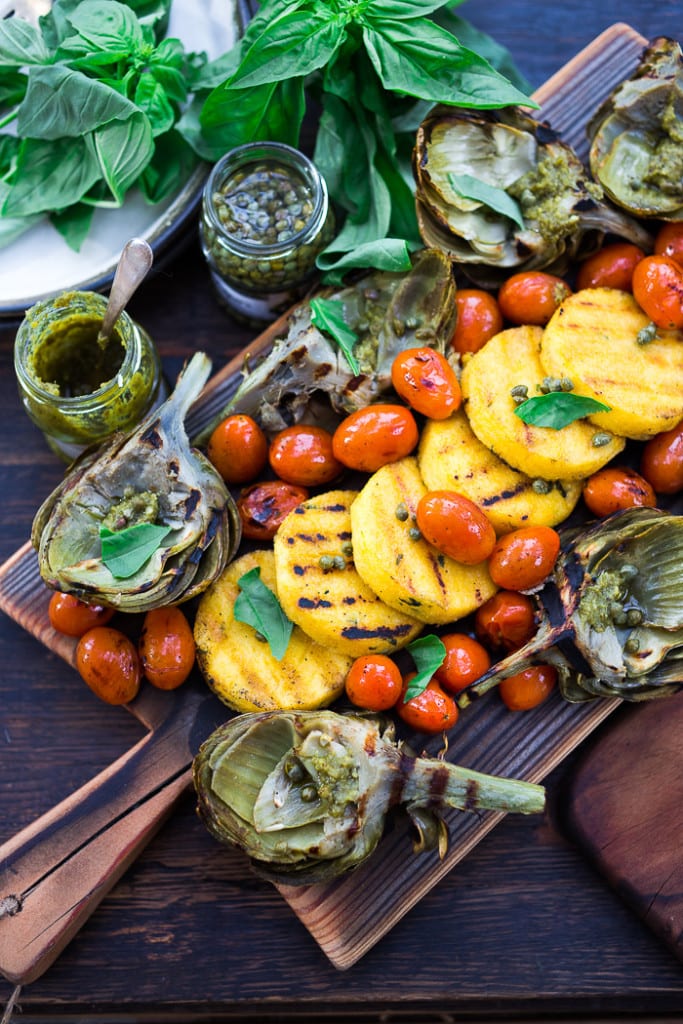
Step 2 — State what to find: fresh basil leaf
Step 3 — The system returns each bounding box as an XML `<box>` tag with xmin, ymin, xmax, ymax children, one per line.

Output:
<box><xmin>2</xmin><ymin>136</ymin><xmax>100</xmax><ymax>215</ymax></box>
<box><xmin>432</xmin><ymin>8</ymin><xmax>532</xmax><ymax>93</ymax></box>
<box><xmin>514</xmin><ymin>392</ymin><xmax>611</xmax><ymax>429</ymax></box>
<box><xmin>367</xmin><ymin>0</ymin><xmax>454</xmax><ymax>18</ymax></box>
<box><xmin>196</xmin><ymin>77</ymin><xmax>304</xmax><ymax>157</ymax></box>
<box><xmin>139</xmin><ymin>129</ymin><xmax>199</xmax><ymax>204</ymax></box>
<box><xmin>234</xmin><ymin>566</ymin><xmax>293</xmax><ymax>661</ymax></box>
<box><xmin>229</xmin><ymin>11</ymin><xmax>344</xmax><ymax>90</ymax></box>
<box><xmin>448</xmin><ymin>171</ymin><xmax>524</xmax><ymax>228</ymax></box>
<box><xmin>90</xmin><ymin>111</ymin><xmax>154</xmax><ymax>204</ymax></box>
<box><xmin>403</xmin><ymin>634</ymin><xmax>447</xmax><ymax>701</ymax></box>
<box><xmin>100</xmin><ymin>522</ymin><xmax>172</xmax><ymax>580</ymax></box>
<box><xmin>134</xmin><ymin>72</ymin><xmax>175</xmax><ymax>136</ymax></box>
<box><xmin>0</xmin><ymin>17</ymin><xmax>49</xmax><ymax>65</ymax></box>
<box><xmin>310</xmin><ymin>297</ymin><xmax>360</xmax><ymax>374</ymax></box>
<box><xmin>17</xmin><ymin>64</ymin><xmax>139</xmax><ymax>139</ymax></box>
<box><xmin>66</xmin><ymin>0</ymin><xmax>146</xmax><ymax>55</ymax></box>
<box><xmin>318</xmin><ymin>237</ymin><xmax>414</xmax><ymax>281</ymax></box>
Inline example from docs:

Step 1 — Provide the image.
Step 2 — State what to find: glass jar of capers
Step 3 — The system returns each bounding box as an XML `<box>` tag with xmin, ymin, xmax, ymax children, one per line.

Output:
<box><xmin>200</xmin><ymin>142</ymin><xmax>335</xmax><ymax>324</ymax></box>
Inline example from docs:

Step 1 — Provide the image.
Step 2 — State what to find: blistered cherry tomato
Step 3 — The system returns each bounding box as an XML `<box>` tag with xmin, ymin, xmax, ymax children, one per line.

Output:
<box><xmin>497</xmin><ymin>271</ymin><xmax>572</xmax><ymax>326</ymax></box>
<box><xmin>332</xmin><ymin>404</ymin><xmax>419</xmax><ymax>473</ymax></box>
<box><xmin>654</xmin><ymin>222</ymin><xmax>683</xmax><ymax>269</ymax></box>
<box><xmin>391</xmin><ymin>347</ymin><xmax>461</xmax><ymax>420</ymax></box>
<box><xmin>415</xmin><ymin>490</ymin><xmax>496</xmax><ymax>565</ymax></box>
<box><xmin>345</xmin><ymin>654</ymin><xmax>403</xmax><ymax>711</ymax></box>
<box><xmin>640</xmin><ymin>421</ymin><xmax>683</xmax><ymax>495</ymax></box>
<box><xmin>576</xmin><ymin>242</ymin><xmax>645</xmax><ymax>292</ymax></box>
<box><xmin>632</xmin><ymin>254</ymin><xmax>683</xmax><ymax>330</ymax></box>
<box><xmin>206</xmin><ymin>414</ymin><xmax>268</xmax><ymax>485</ymax></box>
<box><xmin>450</xmin><ymin>289</ymin><xmax>504</xmax><ymax>355</ymax></box>
<box><xmin>474</xmin><ymin>591</ymin><xmax>537</xmax><ymax>653</ymax></box>
<box><xmin>583</xmin><ymin>466</ymin><xmax>657</xmax><ymax>517</ymax></box>
<box><xmin>237</xmin><ymin>481</ymin><xmax>309</xmax><ymax>541</ymax></box>
<box><xmin>48</xmin><ymin>592</ymin><xmax>115</xmax><ymax>637</ymax></box>
<box><xmin>499</xmin><ymin>664</ymin><xmax>557</xmax><ymax>711</ymax></box>
<box><xmin>395</xmin><ymin>673</ymin><xmax>458</xmax><ymax>733</ymax></box>
<box><xmin>488</xmin><ymin>526</ymin><xmax>561</xmax><ymax>592</ymax></box>
<box><xmin>139</xmin><ymin>606</ymin><xmax>195</xmax><ymax>690</ymax></box>
<box><xmin>269</xmin><ymin>425</ymin><xmax>342</xmax><ymax>487</ymax></box>
<box><xmin>434</xmin><ymin>633</ymin><xmax>490</xmax><ymax>694</ymax></box>
<box><xmin>76</xmin><ymin>626</ymin><xmax>142</xmax><ymax>705</ymax></box>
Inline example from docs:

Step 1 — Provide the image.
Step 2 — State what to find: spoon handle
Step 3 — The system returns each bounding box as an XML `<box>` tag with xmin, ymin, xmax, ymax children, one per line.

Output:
<box><xmin>98</xmin><ymin>238</ymin><xmax>153</xmax><ymax>341</ymax></box>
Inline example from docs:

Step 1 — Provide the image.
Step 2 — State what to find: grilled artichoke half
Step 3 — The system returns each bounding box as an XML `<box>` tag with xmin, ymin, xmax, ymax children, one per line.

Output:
<box><xmin>588</xmin><ymin>38</ymin><xmax>683</xmax><ymax>219</ymax></box>
<box><xmin>457</xmin><ymin>507</ymin><xmax>683</xmax><ymax>707</ymax></box>
<box><xmin>413</xmin><ymin>106</ymin><xmax>651</xmax><ymax>285</ymax></box>
<box><xmin>196</xmin><ymin>248</ymin><xmax>456</xmax><ymax>438</ymax></box>
<box><xmin>32</xmin><ymin>352</ymin><xmax>241</xmax><ymax>611</ymax></box>
<box><xmin>193</xmin><ymin>709</ymin><xmax>545</xmax><ymax>884</ymax></box>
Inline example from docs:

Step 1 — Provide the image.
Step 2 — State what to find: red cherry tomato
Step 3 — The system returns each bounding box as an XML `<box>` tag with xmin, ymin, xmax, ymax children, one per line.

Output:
<box><xmin>206</xmin><ymin>414</ymin><xmax>268</xmax><ymax>485</ymax></box>
<box><xmin>498</xmin><ymin>664</ymin><xmax>557</xmax><ymax>711</ymax></box>
<box><xmin>434</xmin><ymin>633</ymin><xmax>490</xmax><ymax>694</ymax></box>
<box><xmin>415</xmin><ymin>490</ymin><xmax>496</xmax><ymax>565</ymax></box>
<box><xmin>632</xmin><ymin>254</ymin><xmax>683</xmax><ymax>330</ymax></box>
<box><xmin>474</xmin><ymin>591</ymin><xmax>537</xmax><ymax>653</ymax></box>
<box><xmin>48</xmin><ymin>592</ymin><xmax>115</xmax><ymax>637</ymax></box>
<box><xmin>654</xmin><ymin>222</ymin><xmax>683</xmax><ymax>269</ymax></box>
<box><xmin>139</xmin><ymin>606</ymin><xmax>195</xmax><ymax>690</ymax></box>
<box><xmin>332</xmin><ymin>404</ymin><xmax>419</xmax><ymax>473</ymax></box>
<box><xmin>450</xmin><ymin>289</ymin><xmax>504</xmax><ymax>355</ymax></box>
<box><xmin>75</xmin><ymin>626</ymin><xmax>142</xmax><ymax>705</ymax></box>
<box><xmin>269</xmin><ymin>425</ymin><xmax>343</xmax><ymax>487</ymax></box>
<box><xmin>583</xmin><ymin>467</ymin><xmax>657</xmax><ymax>517</ymax></box>
<box><xmin>487</xmin><ymin>526</ymin><xmax>561</xmax><ymax>591</ymax></box>
<box><xmin>576</xmin><ymin>242</ymin><xmax>645</xmax><ymax>292</ymax></box>
<box><xmin>395</xmin><ymin>673</ymin><xmax>458</xmax><ymax>733</ymax></box>
<box><xmin>640</xmin><ymin>421</ymin><xmax>683</xmax><ymax>495</ymax></box>
<box><xmin>345</xmin><ymin>654</ymin><xmax>403</xmax><ymax>711</ymax></box>
<box><xmin>237</xmin><ymin>481</ymin><xmax>309</xmax><ymax>541</ymax></box>
<box><xmin>391</xmin><ymin>347</ymin><xmax>461</xmax><ymax>420</ymax></box>
<box><xmin>497</xmin><ymin>272</ymin><xmax>572</xmax><ymax>326</ymax></box>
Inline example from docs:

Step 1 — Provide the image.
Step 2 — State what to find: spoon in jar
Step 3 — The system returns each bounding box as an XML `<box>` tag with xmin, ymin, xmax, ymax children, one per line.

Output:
<box><xmin>97</xmin><ymin>237</ymin><xmax>154</xmax><ymax>344</ymax></box>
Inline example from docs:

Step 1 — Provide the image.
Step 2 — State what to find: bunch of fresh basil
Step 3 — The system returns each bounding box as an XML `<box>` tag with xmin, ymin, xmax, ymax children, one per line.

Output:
<box><xmin>184</xmin><ymin>0</ymin><xmax>533</xmax><ymax>277</ymax></box>
<box><xmin>0</xmin><ymin>0</ymin><xmax>204</xmax><ymax>249</ymax></box>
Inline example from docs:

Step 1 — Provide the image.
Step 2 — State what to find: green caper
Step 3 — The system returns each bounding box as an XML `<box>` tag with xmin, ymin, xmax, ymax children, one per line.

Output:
<box><xmin>591</xmin><ymin>432</ymin><xmax>613</xmax><ymax>448</ymax></box>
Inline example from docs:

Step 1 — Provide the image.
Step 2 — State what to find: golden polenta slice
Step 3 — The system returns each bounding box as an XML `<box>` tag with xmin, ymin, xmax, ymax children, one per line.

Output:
<box><xmin>273</xmin><ymin>490</ymin><xmax>422</xmax><ymax>657</ymax></box>
<box><xmin>460</xmin><ymin>324</ymin><xmax>625</xmax><ymax>480</ymax></box>
<box><xmin>350</xmin><ymin>457</ymin><xmax>497</xmax><ymax>626</ymax></box>
<box><xmin>194</xmin><ymin>549</ymin><xmax>351</xmax><ymax>713</ymax></box>
<box><xmin>541</xmin><ymin>287</ymin><xmax>683</xmax><ymax>439</ymax></box>
<box><xmin>418</xmin><ymin>409</ymin><xmax>583</xmax><ymax>534</ymax></box>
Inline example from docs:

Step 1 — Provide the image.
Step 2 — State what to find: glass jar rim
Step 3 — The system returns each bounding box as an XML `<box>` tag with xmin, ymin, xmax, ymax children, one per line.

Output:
<box><xmin>14</xmin><ymin>290</ymin><xmax>142</xmax><ymax>410</ymax></box>
<box><xmin>202</xmin><ymin>141</ymin><xmax>329</xmax><ymax>257</ymax></box>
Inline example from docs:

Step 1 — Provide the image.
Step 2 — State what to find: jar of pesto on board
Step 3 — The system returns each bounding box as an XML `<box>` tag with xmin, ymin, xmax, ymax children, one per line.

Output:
<box><xmin>14</xmin><ymin>290</ymin><xmax>166</xmax><ymax>462</ymax></box>
<box><xmin>200</xmin><ymin>141</ymin><xmax>335</xmax><ymax>325</ymax></box>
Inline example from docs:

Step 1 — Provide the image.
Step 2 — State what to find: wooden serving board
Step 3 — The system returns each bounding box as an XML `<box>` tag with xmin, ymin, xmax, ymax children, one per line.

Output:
<box><xmin>566</xmin><ymin>695</ymin><xmax>683</xmax><ymax>964</ymax></box>
<box><xmin>0</xmin><ymin>23</ymin><xmax>658</xmax><ymax>978</ymax></box>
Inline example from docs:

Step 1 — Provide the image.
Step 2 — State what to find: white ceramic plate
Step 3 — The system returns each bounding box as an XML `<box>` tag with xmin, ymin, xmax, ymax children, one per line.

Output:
<box><xmin>0</xmin><ymin>0</ymin><xmax>241</xmax><ymax>318</ymax></box>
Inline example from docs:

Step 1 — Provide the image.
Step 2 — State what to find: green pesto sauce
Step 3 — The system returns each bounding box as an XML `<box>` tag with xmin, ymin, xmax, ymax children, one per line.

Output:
<box><xmin>509</xmin><ymin>148</ymin><xmax>601</xmax><ymax>244</ymax></box>
<box><xmin>101</xmin><ymin>489</ymin><xmax>159</xmax><ymax>532</ymax></box>
<box><xmin>578</xmin><ymin>569</ymin><xmax>625</xmax><ymax>632</ymax></box>
<box><xmin>29</xmin><ymin>313</ymin><xmax>125</xmax><ymax>398</ymax></box>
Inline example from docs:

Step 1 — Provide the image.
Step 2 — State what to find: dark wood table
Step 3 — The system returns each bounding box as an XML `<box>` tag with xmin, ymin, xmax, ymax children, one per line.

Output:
<box><xmin>1</xmin><ymin>2</ymin><xmax>682</xmax><ymax>1019</ymax></box>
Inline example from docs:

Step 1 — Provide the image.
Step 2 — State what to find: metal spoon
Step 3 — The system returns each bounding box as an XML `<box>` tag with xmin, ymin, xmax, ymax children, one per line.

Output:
<box><xmin>97</xmin><ymin>238</ymin><xmax>154</xmax><ymax>343</ymax></box>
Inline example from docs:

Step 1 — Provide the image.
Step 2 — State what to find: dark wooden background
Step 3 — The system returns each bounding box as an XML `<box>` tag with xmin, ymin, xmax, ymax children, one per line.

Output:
<box><xmin>1</xmin><ymin>1</ymin><xmax>683</xmax><ymax>1020</ymax></box>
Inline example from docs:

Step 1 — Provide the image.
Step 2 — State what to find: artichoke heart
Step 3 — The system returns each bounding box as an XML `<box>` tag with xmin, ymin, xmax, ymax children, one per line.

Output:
<box><xmin>32</xmin><ymin>352</ymin><xmax>241</xmax><ymax>611</ymax></box>
<box><xmin>457</xmin><ymin>507</ymin><xmax>683</xmax><ymax>707</ymax></box>
<box><xmin>193</xmin><ymin>709</ymin><xmax>545</xmax><ymax>884</ymax></box>
<box><xmin>588</xmin><ymin>38</ymin><xmax>683</xmax><ymax>219</ymax></box>
<box><xmin>413</xmin><ymin>106</ymin><xmax>651</xmax><ymax>285</ymax></box>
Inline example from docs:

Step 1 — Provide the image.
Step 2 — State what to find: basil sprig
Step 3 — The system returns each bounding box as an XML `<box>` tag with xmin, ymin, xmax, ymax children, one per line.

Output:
<box><xmin>514</xmin><ymin>392</ymin><xmax>610</xmax><ymax>429</ymax></box>
<box><xmin>234</xmin><ymin>567</ymin><xmax>293</xmax><ymax>661</ymax></box>
<box><xmin>402</xmin><ymin>633</ymin><xmax>446</xmax><ymax>702</ymax></box>
<box><xmin>191</xmin><ymin>0</ymin><xmax>534</xmax><ymax>276</ymax></box>
<box><xmin>100</xmin><ymin>522</ymin><xmax>172</xmax><ymax>579</ymax></box>
<box><xmin>310</xmin><ymin>296</ymin><xmax>360</xmax><ymax>374</ymax></box>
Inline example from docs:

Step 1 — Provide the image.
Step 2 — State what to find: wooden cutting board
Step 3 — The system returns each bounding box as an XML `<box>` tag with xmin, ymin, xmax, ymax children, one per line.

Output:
<box><xmin>566</xmin><ymin>694</ymin><xmax>683</xmax><ymax>963</ymax></box>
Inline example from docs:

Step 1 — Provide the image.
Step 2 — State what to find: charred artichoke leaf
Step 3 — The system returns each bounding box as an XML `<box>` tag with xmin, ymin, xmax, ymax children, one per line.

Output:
<box><xmin>588</xmin><ymin>38</ymin><xmax>683</xmax><ymax>218</ymax></box>
<box><xmin>193</xmin><ymin>710</ymin><xmax>545</xmax><ymax>884</ymax></box>
<box><xmin>33</xmin><ymin>353</ymin><xmax>240</xmax><ymax>611</ymax></box>
<box><xmin>414</xmin><ymin>106</ymin><xmax>651</xmax><ymax>285</ymax></box>
<box><xmin>457</xmin><ymin>508</ymin><xmax>683</xmax><ymax>707</ymax></box>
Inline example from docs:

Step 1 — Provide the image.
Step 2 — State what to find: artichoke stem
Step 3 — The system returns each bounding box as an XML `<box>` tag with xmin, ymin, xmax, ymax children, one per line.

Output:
<box><xmin>404</xmin><ymin>758</ymin><xmax>546</xmax><ymax>816</ymax></box>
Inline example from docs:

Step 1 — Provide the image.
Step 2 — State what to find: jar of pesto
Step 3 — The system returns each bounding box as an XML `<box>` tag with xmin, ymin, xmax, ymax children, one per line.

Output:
<box><xmin>200</xmin><ymin>141</ymin><xmax>335</xmax><ymax>324</ymax></box>
<box><xmin>14</xmin><ymin>290</ymin><xmax>166</xmax><ymax>462</ymax></box>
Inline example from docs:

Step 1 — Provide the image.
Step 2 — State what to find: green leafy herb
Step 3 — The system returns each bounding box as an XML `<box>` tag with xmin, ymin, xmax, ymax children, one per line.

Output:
<box><xmin>310</xmin><ymin>296</ymin><xmax>360</xmax><ymax>374</ymax></box>
<box><xmin>100</xmin><ymin>522</ymin><xmax>171</xmax><ymax>579</ymax></box>
<box><xmin>403</xmin><ymin>633</ymin><xmax>446</xmax><ymax>701</ymax></box>
<box><xmin>234</xmin><ymin>566</ymin><xmax>293</xmax><ymax>661</ymax></box>
<box><xmin>447</xmin><ymin>171</ymin><xmax>525</xmax><ymax>229</ymax></box>
<box><xmin>514</xmin><ymin>392</ymin><xmax>611</xmax><ymax>429</ymax></box>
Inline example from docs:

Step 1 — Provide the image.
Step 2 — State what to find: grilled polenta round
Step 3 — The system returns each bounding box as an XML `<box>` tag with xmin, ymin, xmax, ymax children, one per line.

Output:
<box><xmin>273</xmin><ymin>490</ymin><xmax>422</xmax><ymax>657</ymax></box>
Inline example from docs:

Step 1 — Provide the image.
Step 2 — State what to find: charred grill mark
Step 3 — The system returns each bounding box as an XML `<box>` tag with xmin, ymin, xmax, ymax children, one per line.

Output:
<box><xmin>481</xmin><ymin>482</ymin><xmax>528</xmax><ymax>506</ymax></box>
<box><xmin>140</xmin><ymin>422</ymin><xmax>163</xmax><ymax>448</ymax></box>
<box><xmin>341</xmin><ymin>622</ymin><xmax>416</xmax><ymax>641</ymax></box>
<box><xmin>299</xmin><ymin>597</ymin><xmax>333</xmax><ymax>609</ymax></box>
<box><xmin>391</xmin><ymin>750</ymin><xmax>415</xmax><ymax>806</ymax></box>
<box><xmin>428</xmin><ymin>765</ymin><xmax>450</xmax><ymax>806</ymax></box>
<box><xmin>184</xmin><ymin>489</ymin><xmax>201</xmax><ymax>519</ymax></box>
<box><xmin>464</xmin><ymin>779</ymin><xmax>480</xmax><ymax>811</ymax></box>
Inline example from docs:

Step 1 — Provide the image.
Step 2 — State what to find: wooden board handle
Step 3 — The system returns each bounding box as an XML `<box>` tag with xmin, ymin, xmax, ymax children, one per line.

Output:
<box><xmin>0</xmin><ymin>720</ymin><xmax>191</xmax><ymax>985</ymax></box>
